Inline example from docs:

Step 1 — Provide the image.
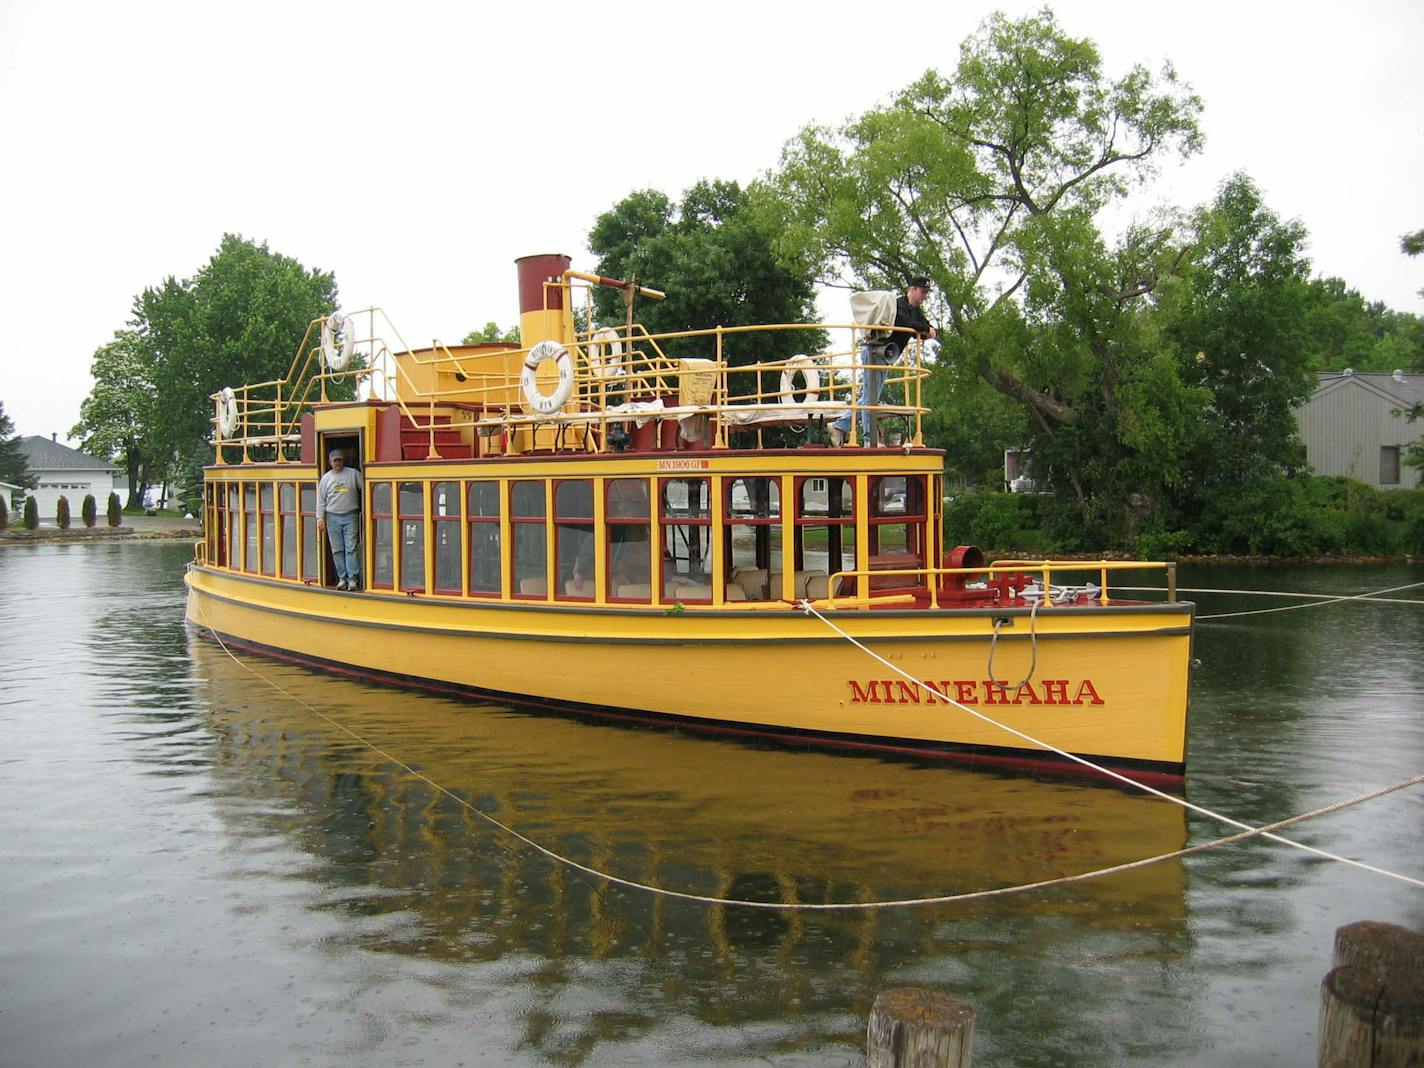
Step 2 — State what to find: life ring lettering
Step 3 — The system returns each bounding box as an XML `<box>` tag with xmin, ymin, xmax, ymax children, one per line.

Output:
<box><xmin>321</xmin><ymin>312</ymin><xmax>355</xmax><ymax>371</ymax></box>
<box><xmin>521</xmin><ymin>340</ymin><xmax>575</xmax><ymax>415</ymax></box>
<box><xmin>586</xmin><ymin>326</ymin><xmax>625</xmax><ymax>380</ymax></box>
<box><xmin>778</xmin><ymin>354</ymin><xmax>821</xmax><ymax>405</ymax></box>
<box><xmin>218</xmin><ymin>386</ymin><xmax>241</xmax><ymax>437</ymax></box>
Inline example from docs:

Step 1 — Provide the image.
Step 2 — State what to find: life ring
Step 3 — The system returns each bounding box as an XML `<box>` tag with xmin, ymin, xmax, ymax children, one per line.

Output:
<box><xmin>586</xmin><ymin>326</ymin><xmax>625</xmax><ymax>380</ymax></box>
<box><xmin>520</xmin><ymin>340</ymin><xmax>575</xmax><ymax>415</ymax></box>
<box><xmin>320</xmin><ymin>312</ymin><xmax>355</xmax><ymax>371</ymax></box>
<box><xmin>778</xmin><ymin>354</ymin><xmax>821</xmax><ymax>405</ymax></box>
<box><xmin>217</xmin><ymin>387</ymin><xmax>240</xmax><ymax>437</ymax></box>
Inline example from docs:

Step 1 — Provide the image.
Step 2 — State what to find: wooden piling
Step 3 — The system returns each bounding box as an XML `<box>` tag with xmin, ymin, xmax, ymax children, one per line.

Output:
<box><xmin>867</xmin><ymin>987</ymin><xmax>974</xmax><ymax>1067</ymax></box>
<box><xmin>1319</xmin><ymin>920</ymin><xmax>1424</xmax><ymax>1067</ymax></box>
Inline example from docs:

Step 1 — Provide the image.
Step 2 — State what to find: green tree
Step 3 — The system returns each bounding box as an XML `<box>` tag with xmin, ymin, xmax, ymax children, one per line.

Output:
<box><xmin>1154</xmin><ymin>175</ymin><xmax>1315</xmax><ymax>532</ymax></box>
<box><xmin>761</xmin><ymin>10</ymin><xmax>1203</xmax><ymax>537</ymax></box>
<box><xmin>55</xmin><ymin>495</ymin><xmax>70</xmax><ymax>530</ymax></box>
<box><xmin>462</xmin><ymin>322</ymin><xmax>520</xmax><ymax>344</ymax></box>
<box><xmin>1299</xmin><ymin>277</ymin><xmax>1424</xmax><ymax>373</ymax></box>
<box><xmin>589</xmin><ymin>180</ymin><xmax>825</xmax><ymax>365</ymax></box>
<box><xmin>70</xmin><ymin>330</ymin><xmax>162</xmax><ymax>508</ymax></box>
<box><xmin>82</xmin><ymin>494</ymin><xmax>97</xmax><ymax>528</ymax></box>
<box><xmin>134</xmin><ymin>234</ymin><xmax>339</xmax><ymax>463</ymax></box>
<box><xmin>107</xmin><ymin>492</ymin><xmax>122</xmax><ymax>528</ymax></box>
<box><xmin>0</xmin><ymin>495</ymin><xmax>8</xmax><ymax>530</ymax></box>
<box><xmin>0</xmin><ymin>401</ymin><xmax>36</xmax><ymax>493</ymax></box>
<box><xmin>23</xmin><ymin>496</ymin><xmax>38</xmax><ymax>530</ymax></box>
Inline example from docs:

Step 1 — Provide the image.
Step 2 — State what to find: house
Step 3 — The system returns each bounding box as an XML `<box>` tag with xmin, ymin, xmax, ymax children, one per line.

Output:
<box><xmin>14</xmin><ymin>435</ymin><xmax>120</xmax><ymax>521</ymax></box>
<box><xmin>1295</xmin><ymin>371</ymin><xmax>1423</xmax><ymax>491</ymax></box>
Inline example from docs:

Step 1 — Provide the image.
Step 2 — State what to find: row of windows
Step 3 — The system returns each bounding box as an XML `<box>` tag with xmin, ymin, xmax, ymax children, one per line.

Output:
<box><xmin>207</xmin><ymin>474</ymin><xmax>932</xmax><ymax>604</ymax></box>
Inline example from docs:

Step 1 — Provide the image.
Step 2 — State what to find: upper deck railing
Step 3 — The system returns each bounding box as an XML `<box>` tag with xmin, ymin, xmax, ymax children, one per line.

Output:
<box><xmin>208</xmin><ymin>288</ymin><xmax>934</xmax><ymax>461</ymax></box>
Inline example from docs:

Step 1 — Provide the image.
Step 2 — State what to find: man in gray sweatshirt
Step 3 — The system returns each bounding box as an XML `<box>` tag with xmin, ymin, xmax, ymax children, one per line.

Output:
<box><xmin>316</xmin><ymin>450</ymin><xmax>364</xmax><ymax>590</ymax></box>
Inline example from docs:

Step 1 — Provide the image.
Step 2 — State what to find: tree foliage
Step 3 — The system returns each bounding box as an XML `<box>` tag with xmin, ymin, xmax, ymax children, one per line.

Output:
<box><xmin>761</xmin><ymin>9</ymin><xmax>1204</xmax><ymax>534</ymax></box>
<box><xmin>107</xmin><ymin>492</ymin><xmax>121</xmax><ymax>528</ymax></box>
<box><xmin>0</xmin><ymin>400</ymin><xmax>36</xmax><ymax>492</ymax></box>
<box><xmin>23</xmin><ymin>496</ymin><xmax>38</xmax><ymax>530</ymax></box>
<box><xmin>462</xmin><ymin>322</ymin><xmax>520</xmax><ymax>344</ymax></box>
<box><xmin>138</xmin><ymin>234</ymin><xmax>339</xmax><ymax>456</ymax></box>
<box><xmin>589</xmin><ymin>180</ymin><xmax>824</xmax><ymax>365</ymax></box>
<box><xmin>82</xmin><ymin>494</ymin><xmax>97</xmax><ymax>528</ymax></box>
<box><xmin>74</xmin><ymin>235</ymin><xmax>340</xmax><ymax>488</ymax></box>
<box><xmin>70</xmin><ymin>330</ymin><xmax>159</xmax><ymax>508</ymax></box>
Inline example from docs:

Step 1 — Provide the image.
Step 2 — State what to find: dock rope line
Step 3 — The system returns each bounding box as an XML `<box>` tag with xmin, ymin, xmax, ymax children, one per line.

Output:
<box><xmin>190</xmin><ymin>603</ymin><xmax>1424</xmax><ymax>910</ymax></box>
<box><xmin>1140</xmin><ymin>579</ymin><xmax>1424</xmax><ymax>621</ymax></box>
<box><xmin>795</xmin><ymin>599</ymin><xmax>1424</xmax><ymax>890</ymax></box>
<box><xmin>986</xmin><ymin>599</ymin><xmax>1039</xmax><ymax>692</ymax></box>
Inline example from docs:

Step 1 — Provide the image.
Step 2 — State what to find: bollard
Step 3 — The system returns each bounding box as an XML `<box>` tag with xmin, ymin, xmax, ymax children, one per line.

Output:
<box><xmin>1319</xmin><ymin>920</ymin><xmax>1424</xmax><ymax>1067</ymax></box>
<box><xmin>868</xmin><ymin>987</ymin><xmax>974</xmax><ymax>1068</ymax></box>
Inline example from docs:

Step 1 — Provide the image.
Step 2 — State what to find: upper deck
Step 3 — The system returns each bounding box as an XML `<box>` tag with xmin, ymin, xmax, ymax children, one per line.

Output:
<box><xmin>208</xmin><ymin>254</ymin><xmax>933</xmax><ymax>467</ymax></box>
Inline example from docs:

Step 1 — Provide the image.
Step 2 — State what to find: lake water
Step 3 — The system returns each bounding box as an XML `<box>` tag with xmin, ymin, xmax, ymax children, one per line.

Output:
<box><xmin>1</xmin><ymin>541</ymin><xmax>1421</xmax><ymax>1066</ymax></box>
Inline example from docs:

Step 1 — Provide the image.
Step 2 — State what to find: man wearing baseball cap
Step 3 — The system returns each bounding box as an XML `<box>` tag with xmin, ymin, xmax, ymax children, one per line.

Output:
<box><xmin>830</xmin><ymin>276</ymin><xmax>937</xmax><ymax>447</ymax></box>
<box><xmin>316</xmin><ymin>449</ymin><xmax>364</xmax><ymax>590</ymax></box>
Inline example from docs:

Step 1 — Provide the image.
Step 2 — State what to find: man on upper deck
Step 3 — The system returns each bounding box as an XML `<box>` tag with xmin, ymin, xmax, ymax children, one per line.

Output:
<box><xmin>830</xmin><ymin>277</ymin><xmax>937</xmax><ymax>447</ymax></box>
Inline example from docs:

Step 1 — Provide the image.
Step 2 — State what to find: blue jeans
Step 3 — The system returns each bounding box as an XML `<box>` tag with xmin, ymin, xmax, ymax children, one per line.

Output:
<box><xmin>832</xmin><ymin>342</ymin><xmax>891</xmax><ymax>442</ymax></box>
<box><xmin>325</xmin><ymin>511</ymin><xmax>360</xmax><ymax>583</ymax></box>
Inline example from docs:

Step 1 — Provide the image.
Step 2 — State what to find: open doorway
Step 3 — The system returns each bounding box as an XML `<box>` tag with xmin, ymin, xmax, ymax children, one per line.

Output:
<box><xmin>318</xmin><ymin>433</ymin><xmax>363</xmax><ymax>589</ymax></box>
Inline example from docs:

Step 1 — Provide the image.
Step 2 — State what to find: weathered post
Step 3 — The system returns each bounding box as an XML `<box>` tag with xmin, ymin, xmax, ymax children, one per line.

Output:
<box><xmin>1319</xmin><ymin>920</ymin><xmax>1424</xmax><ymax>1066</ymax></box>
<box><xmin>867</xmin><ymin>987</ymin><xmax>974</xmax><ymax>1067</ymax></box>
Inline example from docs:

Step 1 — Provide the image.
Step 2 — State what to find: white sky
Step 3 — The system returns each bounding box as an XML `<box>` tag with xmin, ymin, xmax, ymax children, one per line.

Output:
<box><xmin>3</xmin><ymin>0</ymin><xmax>1421</xmax><ymax>441</ymax></box>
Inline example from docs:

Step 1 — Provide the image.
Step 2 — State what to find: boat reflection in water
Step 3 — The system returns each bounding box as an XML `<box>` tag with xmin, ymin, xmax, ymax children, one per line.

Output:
<box><xmin>190</xmin><ymin>635</ymin><xmax>1190</xmax><ymax>1056</ymax></box>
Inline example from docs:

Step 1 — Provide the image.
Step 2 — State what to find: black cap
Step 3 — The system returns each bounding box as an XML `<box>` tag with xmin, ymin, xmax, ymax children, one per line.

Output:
<box><xmin>906</xmin><ymin>275</ymin><xmax>931</xmax><ymax>290</ymax></box>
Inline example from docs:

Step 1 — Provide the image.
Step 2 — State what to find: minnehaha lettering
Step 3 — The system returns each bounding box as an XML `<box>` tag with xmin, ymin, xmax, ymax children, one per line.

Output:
<box><xmin>847</xmin><ymin>678</ymin><xmax>1105</xmax><ymax>706</ymax></box>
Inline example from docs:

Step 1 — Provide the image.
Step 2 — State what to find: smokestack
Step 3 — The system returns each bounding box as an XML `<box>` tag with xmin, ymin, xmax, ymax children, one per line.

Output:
<box><xmin>51</xmin><ymin>433</ymin><xmax>56</xmax><ymax>442</ymax></box>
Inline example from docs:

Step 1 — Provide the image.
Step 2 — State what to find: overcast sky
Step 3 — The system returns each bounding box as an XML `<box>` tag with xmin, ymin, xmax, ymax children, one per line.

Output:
<box><xmin>3</xmin><ymin>0</ymin><xmax>1421</xmax><ymax>441</ymax></box>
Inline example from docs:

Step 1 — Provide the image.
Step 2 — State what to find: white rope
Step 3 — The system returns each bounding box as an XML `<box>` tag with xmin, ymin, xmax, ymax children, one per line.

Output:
<box><xmin>188</xmin><ymin>602</ymin><xmax>1424</xmax><ymax>909</ymax></box>
<box><xmin>795</xmin><ymin>599</ymin><xmax>1424</xmax><ymax>889</ymax></box>
<box><xmin>1118</xmin><ymin>580</ymin><xmax>1424</xmax><ymax>621</ymax></box>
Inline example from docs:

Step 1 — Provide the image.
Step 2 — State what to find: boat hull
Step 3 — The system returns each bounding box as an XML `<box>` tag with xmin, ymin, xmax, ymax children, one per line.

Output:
<box><xmin>185</xmin><ymin>565</ymin><xmax>1193</xmax><ymax>784</ymax></box>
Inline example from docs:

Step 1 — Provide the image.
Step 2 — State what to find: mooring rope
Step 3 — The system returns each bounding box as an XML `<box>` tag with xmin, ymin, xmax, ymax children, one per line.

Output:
<box><xmin>795</xmin><ymin>599</ymin><xmax>1424</xmax><ymax>890</ymax></box>
<box><xmin>189</xmin><ymin>601</ymin><xmax>1424</xmax><ymax>909</ymax></box>
<box><xmin>1118</xmin><ymin>579</ymin><xmax>1424</xmax><ymax>622</ymax></box>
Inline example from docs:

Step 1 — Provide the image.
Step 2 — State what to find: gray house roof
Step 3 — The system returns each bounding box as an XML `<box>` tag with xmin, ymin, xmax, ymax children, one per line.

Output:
<box><xmin>16</xmin><ymin>436</ymin><xmax>118</xmax><ymax>473</ymax></box>
<box><xmin>1311</xmin><ymin>371</ymin><xmax>1424</xmax><ymax>407</ymax></box>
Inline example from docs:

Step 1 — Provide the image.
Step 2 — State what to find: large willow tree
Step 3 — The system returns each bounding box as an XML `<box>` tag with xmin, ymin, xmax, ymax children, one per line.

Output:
<box><xmin>760</xmin><ymin>10</ymin><xmax>1206</xmax><ymax>534</ymax></box>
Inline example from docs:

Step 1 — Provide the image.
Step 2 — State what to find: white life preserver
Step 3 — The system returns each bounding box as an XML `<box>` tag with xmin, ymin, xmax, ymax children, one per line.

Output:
<box><xmin>586</xmin><ymin>326</ymin><xmax>625</xmax><ymax>380</ymax></box>
<box><xmin>520</xmin><ymin>340</ymin><xmax>575</xmax><ymax>415</ymax></box>
<box><xmin>778</xmin><ymin>354</ymin><xmax>821</xmax><ymax>405</ymax></box>
<box><xmin>217</xmin><ymin>387</ymin><xmax>240</xmax><ymax>437</ymax></box>
<box><xmin>320</xmin><ymin>312</ymin><xmax>355</xmax><ymax>371</ymax></box>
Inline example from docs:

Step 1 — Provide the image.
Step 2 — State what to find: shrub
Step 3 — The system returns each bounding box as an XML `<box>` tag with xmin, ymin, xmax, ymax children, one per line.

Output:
<box><xmin>23</xmin><ymin>496</ymin><xmax>38</xmax><ymax>530</ymax></box>
<box><xmin>107</xmin><ymin>492</ymin><xmax>121</xmax><ymax>527</ymax></box>
<box><xmin>0</xmin><ymin>495</ymin><xmax>7</xmax><ymax>530</ymax></box>
<box><xmin>943</xmin><ymin>491</ymin><xmax>1028</xmax><ymax>551</ymax></box>
<box><xmin>82</xmin><ymin>494</ymin><xmax>97</xmax><ymax>527</ymax></box>
<box><xmin>1133</xmin><ymin>527</ymin><xmax>1194</xmax><ymax>560</ymax></box>
<box><xmin>55</xmin><ymin>495</ymin><xmax>70</xmax><ymax>529</ymax></box>
<box><xmin>186</xmin><ymin>497</ymin><xmax>202</xmax><ymax>518</ymax></box>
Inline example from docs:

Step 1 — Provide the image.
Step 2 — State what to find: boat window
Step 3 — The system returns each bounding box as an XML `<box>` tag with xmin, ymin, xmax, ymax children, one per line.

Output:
<box><xmin>466</xmin><ymin>481</ymin><xmax>501</xmax><ymax>597</ymax></box>
<box><xmin>226</xmin><ymin>484</ymin><xmax>239</xmax><ymax>571</ymax></box>
<box><xmin>867</xmin><ymin>475</ymin><xmax>927</xmax><ymax>595</ymax></box>
<box><xmin>512</xmin><ymin>480</ymin><xmax>546</xmax><ymax>518</ymax></box>
<box><xmin>554</xmin><ymin>479</ymin><xmax>594</xmax><ymax>602</ymax></box>
<box><xmin>299</xmin><ymin>484</ymin><xmax>318</xmax><ymax>581</ymax></box>
<box><xmin>607</xmin><ymin>478</ymin><xmax>652</xmax><ymax>603</ymax></box>
<box><xmin>511</xmin><ymin>480</ymin><xmax>547</xmax><ymax>599</ymax></box>
<box><xmin>243</xmin><ymin>483</ymin><xmax>258</xmax><ymax>573</ymax></box>
<box><xmin>399</xmin><ymin>482</ymin><xmax>426</xmax><ymax>592</ymax></box>
<box><xmin>432</xmin><ymin>482</ymin><xmax>461</xmax><ymax>595</ymax></box>
<box><xmin>279</xmin><ymin>483</ymin><xmax>297</xmax><ymax>579</ymax></box>
<box><xmin>660</xmin><ymin>478</ymin><xmax>711</xmax><ymax>604</ymax></box>
<box><xmin>724</xmin><ymin>476</ymin><xmax>781</xmax><ymax>601</ymax></box>
<box><xmin>371</xmin><ymin>482</ymin><xmax>394</xmax><ymax>589</ymax></box>
<box><xmin>259</xmin><ymin>483</ymin><xmax>275</xmax><ymax>576</ymax></box>
<box><xmin>794</xmin><ymin>475</ymin><xmax>855</xmax><ymax>600</ymax></box>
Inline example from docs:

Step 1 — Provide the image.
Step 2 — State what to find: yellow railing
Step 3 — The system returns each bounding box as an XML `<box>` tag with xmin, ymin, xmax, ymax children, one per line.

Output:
<box><xmin>824</xmin><ymin>561</ymin><xmax>1180</xmax><ymax>610</ymax></box>
<box><xmin>210</xmin><ymin>302</ymin><xmax>935</xmax><ymax>460</ymax></box>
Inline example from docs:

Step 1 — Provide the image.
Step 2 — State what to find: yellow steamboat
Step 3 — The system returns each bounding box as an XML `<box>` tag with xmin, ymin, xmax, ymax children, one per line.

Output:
<box><xmin>185</xmin><ymin>254</ymin><xmax>1193</xmax><ymax>783</ymax></box>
